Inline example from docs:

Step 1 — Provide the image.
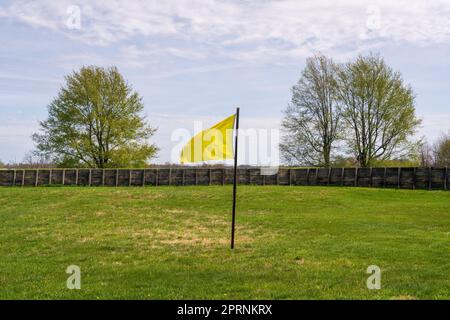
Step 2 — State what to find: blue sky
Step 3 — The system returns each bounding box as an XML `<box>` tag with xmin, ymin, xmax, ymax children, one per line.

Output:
<box><xmin>1</xmin><ymin>0</ymin><xmax>449</xmax><ymax>164</ymax></box>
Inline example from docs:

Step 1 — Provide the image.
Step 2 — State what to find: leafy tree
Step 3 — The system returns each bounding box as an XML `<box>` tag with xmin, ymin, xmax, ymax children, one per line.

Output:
<box><xmin>281</xmin><ymin>54</ymin><xmax>342</xmax><ymax>166</ymax></box>
<box><xmin>33</xmin><ymin>66</ymin><xmax>158</xmax><ymax>168</ymax></box>
<box><xmin>336</xmin><ymin>54</ymin><xmax>421</xmax><ymax>167</ymax></box>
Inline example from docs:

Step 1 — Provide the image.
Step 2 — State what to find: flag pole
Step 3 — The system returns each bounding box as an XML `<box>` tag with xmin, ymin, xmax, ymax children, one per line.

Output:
<box><xmin>231</xmin><ymin>107</ymin><xmax>240</xmax><ymax>249</ymax></box>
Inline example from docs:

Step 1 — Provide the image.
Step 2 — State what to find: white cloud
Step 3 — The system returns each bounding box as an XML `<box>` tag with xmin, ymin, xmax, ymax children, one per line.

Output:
<box><xmin>1</xmin><ymin>0</ymin><xmax>450</xmax><ymax>62</ymax></box>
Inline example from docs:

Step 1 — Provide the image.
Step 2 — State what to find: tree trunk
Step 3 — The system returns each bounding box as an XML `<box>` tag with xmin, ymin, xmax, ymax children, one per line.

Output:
<box><xmin>323</xmin><ymin>145</ymin><xmax>331</xmax><ymax>167</ymax></box>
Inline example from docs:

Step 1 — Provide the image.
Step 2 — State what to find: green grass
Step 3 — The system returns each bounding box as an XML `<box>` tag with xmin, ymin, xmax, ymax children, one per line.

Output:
<box><xmin>0</xmin><ymin>186</ymin><xmax>449</xmax><ymax>299</ymax></box>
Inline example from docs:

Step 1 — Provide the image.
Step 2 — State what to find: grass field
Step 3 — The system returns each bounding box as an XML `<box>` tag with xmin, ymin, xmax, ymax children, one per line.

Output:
<box><xmin>0</xmin><ymin>186</ymin><xmax>449</xmax><ymax>299</ymax></box>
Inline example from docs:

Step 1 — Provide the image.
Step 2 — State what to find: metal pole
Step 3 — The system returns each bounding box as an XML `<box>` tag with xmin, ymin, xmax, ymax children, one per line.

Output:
<box><xmin>231</xmin><ymin>108</ymin><xmax>240</xmax><ymax>249</ymax></box>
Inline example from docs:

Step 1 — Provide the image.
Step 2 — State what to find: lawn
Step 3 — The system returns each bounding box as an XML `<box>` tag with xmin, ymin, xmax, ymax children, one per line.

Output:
<box><xmin>0</xmin><ymin>186</ymin><xmax>449</xmax><ymax>299</ymax></box>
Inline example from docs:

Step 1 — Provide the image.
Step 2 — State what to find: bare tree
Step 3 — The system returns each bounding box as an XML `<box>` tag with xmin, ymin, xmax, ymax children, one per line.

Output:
<box><xmin>434</xmin><ymin>132</ymin><xmax>450</xmax><ymax>166</ymax></box>
<box><xmin>418</xmin><ymin>141</ymin><xmax>435</xmax><ymax>167</ymax></box>
<box><xmin>280</xmin><ymin>54</ymin><xmax>341</xmax><ymax>166</ymax></box>
<box><xmin>336</xmin><ymin>54</ymin><xmax>421</xmax><ymax>167</ymax></box>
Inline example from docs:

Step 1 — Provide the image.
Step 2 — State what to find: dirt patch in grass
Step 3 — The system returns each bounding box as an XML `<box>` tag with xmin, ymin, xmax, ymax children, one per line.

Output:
<box><xmin>163</xmin><ymin>208</ymin><xmax>185</xmax><ymax>214</ymax></box>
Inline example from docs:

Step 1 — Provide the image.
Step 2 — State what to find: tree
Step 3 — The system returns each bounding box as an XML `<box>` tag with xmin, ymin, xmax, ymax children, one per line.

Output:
<box><xmin>33</xmin><ymin>66</ymin><xmax>158</xmax><ymax>168</ymax></box>
<box><xmin>434</xmin><ymin>133</ymin><xmax>450</xmax><ymax>166</ymax></box>
<box><xmin>280</xmin><ymin>54</ymin><xmax>341</xmax><ymax>166</ymax></box>
<box><xmin>336</xmin><ymin>54</ymin><xmax>421</xmax><ymax>167</ymax></box>
<box><xmin>418</xmin><ymin>140</ymin><xmax>435</xmax><ymax>167</ymax></box>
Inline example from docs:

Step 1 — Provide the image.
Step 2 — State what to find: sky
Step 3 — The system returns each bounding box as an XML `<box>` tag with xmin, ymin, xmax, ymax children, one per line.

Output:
<box><xmin>0</xmin><ymin>0</ymin><xmax>449</xmax><ymax>164</ymax></box>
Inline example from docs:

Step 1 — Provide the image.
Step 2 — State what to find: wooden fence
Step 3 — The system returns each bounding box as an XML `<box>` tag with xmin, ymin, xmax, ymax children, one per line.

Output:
<box><xmin>0</xmin><ymin>167</ymin><xmax>448</xmax><ymax>190</ymax></box>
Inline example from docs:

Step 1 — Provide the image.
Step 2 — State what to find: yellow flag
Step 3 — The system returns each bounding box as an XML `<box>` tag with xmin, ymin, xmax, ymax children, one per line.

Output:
<box><xmin>180</xmin><ymin>114</ymin><xmax>236</xmax><ymax>163</ymax></box>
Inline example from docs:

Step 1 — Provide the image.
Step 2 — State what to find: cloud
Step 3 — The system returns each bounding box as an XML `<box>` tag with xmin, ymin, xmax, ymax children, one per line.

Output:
<box><xmin>1</xmin><ymin>0</ymin><xmax>450</xmax><ymax>62</ymax></box>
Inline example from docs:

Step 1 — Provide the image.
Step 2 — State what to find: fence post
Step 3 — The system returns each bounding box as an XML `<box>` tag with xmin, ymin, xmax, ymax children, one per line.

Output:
<box><xmin>49</xmin><ymin>169</ymin><xmax>52</xmax><ymax>185</ymax></box>
<box><xmin>35</xmin><ymin>169</ymin><xmax>39</xmax><ymax>187</ymax></box>
<box><xmin>354</xmin><ymin>167</ymin><xmax>358</xmax><ymax>187</ymax></box>
<box><xmin>115</xmin><ymin>169</ymin><xmax>119</xmax><ymax>187</ymax></box>
<box><xmin>169</xmin><ymin>168</ymin><xmax>172</xmax><ymax>186</ymax></box>
<box><xmin>262</xmin><ymin>174</ymin><xmax>266</xmax><ymax>186</ymax></box>
<box><xmin>412</xmin><ymin>167</ymin><xmax>416</xmax><ymax>190</ymax></box>
<box><xmin>383</xmin><ymin>167</ymin><xmax>387</xmax><ymax>188</ymax></box>
<box><xmin>75</xmin><ymin>169</ymin><xmax>79</xmax><ymax>186</ymax></box>
<box><xmin>341</xmin><ymin>168</ymin><xmax>344</xmax><ymax>186</ymax></box>
<box><xmin>142</xmin><ymin>169</ymin><xmax>146</xmax><ymax>187</ymax></box>
<box><xmin>428</xmin><ymin>167</ymin><xmax>432</xmax><ymax>190</ymax></box>
<box><xmin>315</xmin><ymin>168</ymin><xmax>318</xmax><ymax>185</ymax></box>
<box><xmin>445</xmin><ymin>167</ymin><xmax>448</xmax><ymax>190</ymax></box>
<box><xmin>156</xmin><ymin>169</ymin><xmax>159</xmax><ymax>186</ymax></box>
<box><xmin>129</xmin><ymin>170</ymin><xmax>132</xmax><ymax>186</ymax></box>
<box><xmin>306</xmin><ymin>168</ymin><xmax>310</xmax><ymax>186</ymax></box>
<box><xmin>89</xmin><ymin>169</ymin><xmax>92</xmax><ymax>186</ymax></box>
<box><xmin>102</xmin><ymin>169</ymin><xmax>105</xmax><ymax>186</ymax></box>
<box><xmin>327</xmin><ymin>168</ymin><xmax>331</xmax><ymax>185</ymax></box>
<box><xmin>62</xmin><ymin>169</ymin><xmax>66</xmax><ymax>185</ymax></box>
<box><xmin>397</xmin><ymin>167</ymin><xmax>401</xmax><ymax>189</ymax></box>
<box><xmin>13</xmin><ymin>169</ymin><xmax>16</xmax><ymax>186</ymax></box>
<box><xmin>21</xmin><ymin>170</ymin><xmax>25</xmax><ymax>187</ymax></box>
